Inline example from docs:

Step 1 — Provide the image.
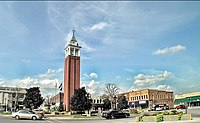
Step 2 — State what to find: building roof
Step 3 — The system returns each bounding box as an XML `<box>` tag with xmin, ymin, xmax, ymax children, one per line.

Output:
<box><xmin>127</xmin><ymin>89</ymin><xmax>173</xmax><ymax>93</ymax></box>
<box><xmin>69</xmin><ymin>29</ymin><xmax>77</xmax><ymax>44</ymax></box>
<box><xmin>175</xmin><ymin>91</ymin><xmax>200</xmax><ymax>99</ymax></box>
<box><xmin>175</xmin><ymin>95</ymin><xmax>200</xmax><ymax>104</ymax></box>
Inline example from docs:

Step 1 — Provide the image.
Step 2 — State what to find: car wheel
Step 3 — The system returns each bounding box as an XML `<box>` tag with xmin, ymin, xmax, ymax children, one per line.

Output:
<box><xmin>111</xmin><ymin>115</ymin><xmax>115</xmax><ymax>119</ymax></box>
<box><xmin>125</xmin><ymin>114</ymin><xmax>127</xmax><ymax>118</ymax></box>
<box><xmin>15</xmin><ymin>115</ymin><xmax>20</xmax><ymax>120</ymax></box>
<box><xmin>32</xmin><ymin>116</ymin><xmax>37</xmax><ymax>120</ymax></box>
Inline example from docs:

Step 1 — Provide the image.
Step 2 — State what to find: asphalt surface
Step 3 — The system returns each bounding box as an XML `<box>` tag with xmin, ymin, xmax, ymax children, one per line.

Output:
<box><xmin>0</xmin><ymin>116</ymin><xmax>134</xmax><ymax>123</ymax></box>
<box><xmin>1</xmin><ymin>107</ymin><xmax>200</xmax><ymax>123</ymax></box>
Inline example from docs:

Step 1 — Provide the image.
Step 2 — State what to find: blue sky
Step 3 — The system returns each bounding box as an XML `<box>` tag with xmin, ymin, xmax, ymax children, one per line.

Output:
<box><xmin>0</xmin><ymin>2</ymin><xmax>200</xmax><ymax>97</ymax></box>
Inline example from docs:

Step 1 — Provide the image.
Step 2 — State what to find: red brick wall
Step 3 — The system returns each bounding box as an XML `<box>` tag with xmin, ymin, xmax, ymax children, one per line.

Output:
<box><xmin>64</xmin><ymin>56</ymin><xmax>80</xmax><ymax>111</ymax></box>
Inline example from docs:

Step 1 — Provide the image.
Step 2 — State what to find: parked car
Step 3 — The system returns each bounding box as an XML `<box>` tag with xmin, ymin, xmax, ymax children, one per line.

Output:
<box><xmin>32</xmin><ymin>109</ymin><xmax>44</xmax><ymax>117</ymax></box>
<box><xmin>102</xmin><ymin>110</ymin><xmax>130</xmax><ymax>119</ymax></box>
<box><xmin>12</xmin><ymin>110</ymin><xmax>43</xmax><ymax>120</ymax></box>
<box><xmin>175</xmin><ymin>105</ymin><xmax>186</xmax><ymax>109</ymax></box>
<box><xmin>155</xmin><ymin>107</ymin><xmax>163</xmax><ymax>111</ymax></box>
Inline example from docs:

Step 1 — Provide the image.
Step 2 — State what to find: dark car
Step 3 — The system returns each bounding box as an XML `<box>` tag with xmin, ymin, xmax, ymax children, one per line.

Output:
<box><xmin>102</xmin><ymin>110</ymin><xmax>130</xmax><ymax>119</ymax></box>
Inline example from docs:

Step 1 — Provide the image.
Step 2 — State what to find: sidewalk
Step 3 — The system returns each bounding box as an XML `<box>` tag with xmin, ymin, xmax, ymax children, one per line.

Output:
<box><xmin>45</xmin><ymin>114</ymin><xmax>103</xmax><ymax>120</ymax></box>
<box><xmin>162</xmin><ymin>117</ymin><xmax>200</xmax><ymax>123</ymax></box>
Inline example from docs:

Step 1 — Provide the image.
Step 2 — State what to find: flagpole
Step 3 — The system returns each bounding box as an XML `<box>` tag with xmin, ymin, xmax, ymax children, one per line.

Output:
<box><xmin>55</xmin><ymin>82</ymin><xmax>56</xmax><ymax>111</ymax></box>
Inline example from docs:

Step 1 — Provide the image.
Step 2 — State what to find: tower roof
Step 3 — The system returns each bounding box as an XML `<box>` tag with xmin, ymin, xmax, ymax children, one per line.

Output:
<box><xmin>69</xmin><ymin>29</ymin><xmax>77</xmax><ymax>44</ymax></box>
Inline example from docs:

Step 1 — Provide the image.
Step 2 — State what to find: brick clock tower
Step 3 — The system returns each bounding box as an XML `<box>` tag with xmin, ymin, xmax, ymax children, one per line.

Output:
<box><xmin>64</xmin><ymin>30</ymin><xmax>81</xmax><ymax>111</ymax></box>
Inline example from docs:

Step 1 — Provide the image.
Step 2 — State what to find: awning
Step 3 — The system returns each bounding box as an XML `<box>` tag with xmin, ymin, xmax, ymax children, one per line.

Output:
<box><xmin>139</xmin><ymin>101</ymin><xmax>146</xmax><ymax>104</ymax></box>
<box><xmin>175</xmin><ymin>95</ymin><xmax>200</xmax><ymax>104</ymax></box>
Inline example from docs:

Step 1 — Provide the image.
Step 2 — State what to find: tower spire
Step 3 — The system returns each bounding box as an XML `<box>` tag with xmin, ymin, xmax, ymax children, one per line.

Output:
<box><xmin>72</xmin><ymin>28</ymin><xmax>76</xmax><ymax>35</ymax></box>
<box><xmin>70</xmin><ymin>28</ymin><xmax>77</xmax><ymax>43</ymax></box>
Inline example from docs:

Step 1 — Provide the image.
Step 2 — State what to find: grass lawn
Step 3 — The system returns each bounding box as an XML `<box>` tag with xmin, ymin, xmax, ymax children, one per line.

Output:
<box><xmin>0</xmin><ymin>112</ymin><xmax>12</xmax><ymax>115</ymax></box>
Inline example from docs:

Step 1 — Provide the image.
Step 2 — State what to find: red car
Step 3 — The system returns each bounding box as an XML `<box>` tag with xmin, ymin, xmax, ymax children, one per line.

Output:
<box><xmin>175</xmin><ymin>105</ymin><xmax>185</xmax><ymax>109</ymax></box>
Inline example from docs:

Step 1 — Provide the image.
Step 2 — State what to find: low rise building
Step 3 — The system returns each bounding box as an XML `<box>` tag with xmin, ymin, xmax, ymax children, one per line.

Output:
<box><xmin>50</xmin><ymin>92</ymin><xmax>64</xmax><ymax>108</ymax></box>
<box><xmin>121</xmin><ymin>89</ymin><xmax>174</xmax><ymax>109</ymax></box>
<box><xmin>91</xmin><ymin>96</ymin><xmax>103</xmax><ymax>111</ymax></box>
<box><xmin>175</xmin><ymin>91</ymin><xmax>200</xmax><ymax>107</ymax></box>
<box><xmin>0</xmin><ymin>86</ymin><xmax>27</xmax><ymax>111</ymax></box>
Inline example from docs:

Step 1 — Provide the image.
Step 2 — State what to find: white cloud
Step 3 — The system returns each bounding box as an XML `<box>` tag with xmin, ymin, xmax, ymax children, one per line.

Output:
<box><xmin>38</xmin><ymin>68</ymin><xmax>63</xmax><ymax>78</ymax></box>
<box><xmin>89</xmin><ymin>22</ymin><xmax>109</xmax><ymax>31</ymax></box>
<box><xmin>83</xmin><ymin>73</ymin><xmax>89</xmax><ymax>78</ymax></box>
<box><xmin>124</xmin><ymin>68</ymin><xmax>134</xmax><ymax>73</ymax></box>
<box><xmin>1</xmin><ymin>68</ymin><xmax>64</xmax><ymax>97</ymax></box>
<box><xmin>83</xmin><ymin>72</ymin><xmax>98</xmax><ymax>79</ymax></box>
<box><xmin>115</xmin><ymin>75</ymin><xmax>121</xmax><ymax>79</ymax></box>
<box><xmin>156</xmin><ymin>84</ymin><xmax>173</xmax><ymax>91</ymax></box>
<box><xmin>80</xmin><ymin>41</ymin><xmax>95</xmax><ymax>53</ymax></box>
<box><xmin>0</xmin><ymin>80</ymin><xmax>5</xmax><ymax>85</ymax></box>
<box><xmin>22</xmin><ymin>59</ymin><xmax>30</xmax><ymax>63</ymax></box>
<box><xmin>88</xmin><ymin>80</ymin><xmax>95</xmax><ymax>87</ymax></box>
<box><xmin>134</xmin><ymin>71</ymin><xmax>171</xmax><ymax>86</ymax></box>
<box><xmin>20</xmin><ymin>76</ymin><xmax>34</xmax><ymax>85</ymax></box>
<box><xmin>153</xmin><ymin>45</ymin><xmax>186</xmax><ymax>56</ymax></box>
<box><xmin>81</xmin><ymin>80</ymin><xmax>103</xmax><ymax>96</ymax></box>
<box><xmin>90</xmin><ymin>73</ymin><xmax>98</xmax><ymax>78</ymax></box>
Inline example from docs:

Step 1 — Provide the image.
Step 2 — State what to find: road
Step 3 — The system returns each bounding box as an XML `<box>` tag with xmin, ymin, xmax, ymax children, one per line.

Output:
<box><xmin>0</xmin><ymin>116</ymin><xmax>134</xmax><ymax>123</ymax></box>
<box><xmin>1</xmin><ymin>107</ymin><xmax>200</xmax><ymax>123</ymax></box>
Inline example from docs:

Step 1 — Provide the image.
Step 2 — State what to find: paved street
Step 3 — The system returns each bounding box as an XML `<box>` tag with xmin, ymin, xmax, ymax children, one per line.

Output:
<box><xmin>1</xmin><ymin>107</ymin><xmax>200</xmax><ymax>123</ymax></box>
<box><xmin>0</xmin><ymin>115</ymin><xmax>134</xmax><ymax>123</ymax></box>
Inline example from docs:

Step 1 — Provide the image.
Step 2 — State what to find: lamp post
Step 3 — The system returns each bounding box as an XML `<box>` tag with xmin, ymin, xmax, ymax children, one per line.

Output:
<box><xmin>188</xmin><ymin>97</ymin><xmax>191</xmax><ymax>107</ymax></box>
<box><xmin>113</xmin><ymin>95</ymin><xmax>117</xmax><ymax>110</ymax></box>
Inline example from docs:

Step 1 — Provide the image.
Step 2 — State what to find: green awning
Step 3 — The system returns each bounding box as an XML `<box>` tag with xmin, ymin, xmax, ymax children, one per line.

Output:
<box><xmin>175</xmin><ymin>95</ymin><xmax>200</xmax><ymax>104</ymax></box>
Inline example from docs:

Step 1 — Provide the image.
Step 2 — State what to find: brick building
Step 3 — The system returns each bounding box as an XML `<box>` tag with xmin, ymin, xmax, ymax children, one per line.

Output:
<box><xmin>64</xmin><ymin>30</ymin><xmax>81</xmax><ymax>111</ymax></box>
<box><xmin>121</xmin><ymin>89</ymin><xmax>174</xmax><ymax>109</ymax></box>
<box><xmin>50</xmin><ymin>92</ymin><xmax>64</xmax><ymax>105</ymax></box>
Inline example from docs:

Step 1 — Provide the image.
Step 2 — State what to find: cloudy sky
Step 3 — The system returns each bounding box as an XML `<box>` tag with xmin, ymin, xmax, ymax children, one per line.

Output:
<box><xmin>0</xmin><ymin>2</ymin><xmax>200</xmax><ymax>97</ymax></box>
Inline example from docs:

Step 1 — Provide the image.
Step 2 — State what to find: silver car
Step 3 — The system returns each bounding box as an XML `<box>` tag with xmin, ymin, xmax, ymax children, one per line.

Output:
<box><xmin>12</xmin><ymin>110</ymin><xmax>43</xmax><ymax>120</ymax></box>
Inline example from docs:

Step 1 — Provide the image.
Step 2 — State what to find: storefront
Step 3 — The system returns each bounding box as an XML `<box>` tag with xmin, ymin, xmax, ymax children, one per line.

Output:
<box><xmin>175</xmin><ymin>95</ymin><xmax>200</xmax><ymax>107</ymax></box>
<box><xmin>129</xmin><ymin>100</ymin><xmax>148</xmax><ymax>109</ymax></box>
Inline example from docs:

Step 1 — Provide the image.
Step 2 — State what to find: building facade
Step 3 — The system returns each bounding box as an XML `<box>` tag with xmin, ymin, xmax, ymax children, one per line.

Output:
<box><xmin>0</xmin><ymin>86</ymin><xmax>26</xmax><ymax>111</ymax></box>
<box><xmin>91</xmin><ymin>96</ymin><xmax>103</xmax><ymax>111</ymax></box>
<box><xmin>122</xmin><ymin>89</ymin><xmax>174</xmax><ymax>109</ymax></box>
<box><xmin>64</xmin><ymin>30</ymin><xmax>81</xmax><ymax>111</ymax></box>
<box><xmin>175</xmin><ymin>91</ymin><xmax>200</xmax><ymax>107</ymax></box>
<box><xmin>50</xmin><ymin>92</ymin><xmax>64</xmax><ymax>106</ymax></box>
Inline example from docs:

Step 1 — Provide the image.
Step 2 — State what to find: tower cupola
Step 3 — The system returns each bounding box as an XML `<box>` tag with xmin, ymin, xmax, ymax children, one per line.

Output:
<box><xmin>65</xmin><ymin>29</ymin><xmax>81</xmax><ymax>57</ymax></box>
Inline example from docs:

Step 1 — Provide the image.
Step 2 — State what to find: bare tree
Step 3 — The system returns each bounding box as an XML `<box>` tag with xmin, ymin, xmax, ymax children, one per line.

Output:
<box><xmin>104</xmin><ymin>83</ymin><xmax>119</xmax><ymax>109</ymax></box>
<box><xmin>104</xmin><ymin>83</ymin><xmax>119</xmax><ymax>98</ymax></box>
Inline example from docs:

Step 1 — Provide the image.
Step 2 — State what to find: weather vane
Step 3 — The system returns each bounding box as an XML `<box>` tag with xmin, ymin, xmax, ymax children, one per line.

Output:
<box><xmin>72</xmin><ymin>28</ymin><xmax>76</xmax><ymax>35</ymax></box>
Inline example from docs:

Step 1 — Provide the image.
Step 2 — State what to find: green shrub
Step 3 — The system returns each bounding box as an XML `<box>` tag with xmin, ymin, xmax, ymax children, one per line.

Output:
<box><xmin>2</xmin><ymin>112</ymin><xmax>12</xmax><ymax>115</ymax></box>
<box><xmin>163</xmin><ymin>111</ymin><xmax>170</xmax><ymax>115</ymax></box>
<box><xmin>171</xmin><ymin>110</ymin><xmax>177</xmax><ymax>115</ymax></box>
<box><xmin>156</xmin><ymin>114</ymin><xmax>163</xmax><ymax>122</ymax></box>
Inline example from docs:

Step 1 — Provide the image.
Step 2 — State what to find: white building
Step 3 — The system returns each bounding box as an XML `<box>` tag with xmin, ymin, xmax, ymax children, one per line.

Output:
<box><xmin>0</xmin><ymin>86</ymin><xmax>26</xmax><ymax>111</ymax></box>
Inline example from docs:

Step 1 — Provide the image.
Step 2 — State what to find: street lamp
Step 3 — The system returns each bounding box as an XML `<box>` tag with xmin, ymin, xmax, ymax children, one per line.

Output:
<box><xmin>188</xmin><ymin>97</ymin><xmax>191</xmax><ymax>107</ymax></box>
<box><xmin>113</xmin><ymin>95</ymin><xmax>117</xmax><ymax>110</ymax></box>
